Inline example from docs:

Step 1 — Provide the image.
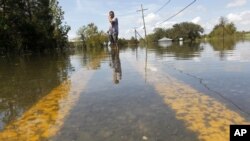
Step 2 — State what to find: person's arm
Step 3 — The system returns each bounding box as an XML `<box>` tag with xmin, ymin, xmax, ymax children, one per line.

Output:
<box><xmin>109</xmin><ymin>17</ymin><xmax>116</xmax><ymax>24</ymax></box>
<box><xmin>109</xmin><ymin>16</ymin><xmax>113</xmax><ymax>23</ymax></box>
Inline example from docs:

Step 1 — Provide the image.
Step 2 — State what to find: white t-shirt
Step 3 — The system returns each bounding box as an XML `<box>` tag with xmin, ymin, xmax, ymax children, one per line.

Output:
<box><xmin>109</xmin><ymin>17</ymin><xmax>119</xmax><ymax>35</ymax></box>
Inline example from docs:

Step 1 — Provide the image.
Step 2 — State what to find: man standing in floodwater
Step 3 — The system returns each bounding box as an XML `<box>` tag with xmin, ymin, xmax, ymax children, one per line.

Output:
<box><xmin>108</xmin><ymin>11</ymin><xmax>119</xmax><ymax>45</ymax></box>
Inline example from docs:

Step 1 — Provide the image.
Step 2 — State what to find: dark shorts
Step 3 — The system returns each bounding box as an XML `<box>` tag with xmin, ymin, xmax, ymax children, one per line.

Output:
<box><xmin>109</xmin><ymin>34</ymin><xmax>118</xmax><ymax>44</ymax></box>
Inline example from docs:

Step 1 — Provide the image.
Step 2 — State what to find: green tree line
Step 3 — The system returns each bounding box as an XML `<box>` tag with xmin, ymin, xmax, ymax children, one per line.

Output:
<box><xmin>147</xmin><ymin>22</ymin><xmax>204</xmax><ymax>42</ymax></box>
<box><xmin>77</xmin><ymin>23</ymin><xmax>107</xmax><ymax>48</ymax></box>
<box><xmin>208</xmin><ymin>17</ymin><xmax>237</xmax><ymax>39</ymax></box>
<box><xmin>0</xmin><ymin>0</ymin><xmax>70</xmax><ymax>54</ymax></box>
<box><xmin>146</xmin><ymin>17</ymin><xmax>249</xmax><ymax>43</ymax></box>
<box><xmin>76</xmin><ymin>23</ymin><xmax>131</xmax><ymax>48</ymax></box>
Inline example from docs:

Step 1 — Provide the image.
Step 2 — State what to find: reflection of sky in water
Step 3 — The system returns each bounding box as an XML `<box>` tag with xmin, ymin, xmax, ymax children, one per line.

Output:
<box><xmin>216</xmin><ymin>42</ymin><xmax>250</xmax><ymax>62</ymax></box>
<box><xmin>149</xmin><ymin>41</ymin><xmax>250</xmax><ymax>115</ymax></box>
<box><xmin>128</xmin><ymin>58</ymin><xmax>249</xmax><ymax>141</ymax></box>
<box><xmin>125</xmin><ymin>41</ymin><xmax>250</xmax><ymax>141</ymax></box>
<box><xmin>70</xmin><ymin>55</ymin><xmax>84</xmax><ymax>71</ymax></box>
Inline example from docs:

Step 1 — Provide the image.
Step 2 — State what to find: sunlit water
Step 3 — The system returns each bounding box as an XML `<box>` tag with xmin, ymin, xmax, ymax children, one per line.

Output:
<box><xmin>0</xmin><ymin>40</ymin><xmax>250</xmax><ymax>141</ymax></box>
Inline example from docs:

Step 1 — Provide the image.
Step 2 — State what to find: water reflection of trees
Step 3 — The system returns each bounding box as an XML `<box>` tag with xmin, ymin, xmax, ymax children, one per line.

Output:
<box><xmin>74</xmin><ymin>47</ymin><xmax>108</xmax><ymax>70</ymax></box>
<box><xmin>0</xmin><ymin>54</ymin><xmax>71</xmax><ymax>129</ymax></box>
<box><xmin>149</xmin><ymin>42</ymin><xmax>203</xmax><ymax>59</ymax></box>
<box><xmin>208</xmin><ymin>39</ymin><xmax>237</xmax><ymax>60</ymax></box>
<box><xmin>209</xmin><ymin>39</ymin><xmax>236</xmax><ymax>51</ymax></box>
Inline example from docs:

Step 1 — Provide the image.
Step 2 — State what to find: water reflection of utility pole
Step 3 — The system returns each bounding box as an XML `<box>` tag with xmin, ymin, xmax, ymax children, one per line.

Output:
<box><xmin>145</xmin><ymin>43</ymin><xmax>148</xmax><ymax>83</ymax></box>
<box><xmin>134</xmin><ymin>27</ymin><xmax>138</xmax><ymax>60</ymax></box>
<box><xmin>136</xmin><ymin>46</ymin><xmax>138</xmax><ymax>61</ymax></box>
<box><xmin>221</xmin><ymin>23</ymin><xmax>225</xmax><ymax>59</ymax></box>
<box><xmin>134</xmin><ymin>27</ymin><xmax>138</xmax><ymax>42</ymax></box>
<box><xmin>134</xmin><ymin>28</ymin><xmax>144</xmax><ymax>61</ymax></box>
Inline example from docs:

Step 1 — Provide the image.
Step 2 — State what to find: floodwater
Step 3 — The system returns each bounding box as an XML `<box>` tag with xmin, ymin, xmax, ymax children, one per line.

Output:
<box><xmin>0</xmin><ymin>40</ymin><xmax>250</xmax><ymax>141</ymax></box>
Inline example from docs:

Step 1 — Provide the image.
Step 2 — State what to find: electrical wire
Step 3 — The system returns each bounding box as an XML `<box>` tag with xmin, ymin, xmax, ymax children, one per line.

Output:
<box><xmin>154</xmin><ymin>0</ymin><xmax>171</xmax><ymax>14</ymax></box>
<box><xmin>158</xmin><ymin>0</ymin><xmax>197</xmax><ymax>25</ymax></box>
<box><xmin>119</xmin><ymin>0</ymin><xmax>171</xmax><ymax>17</ymax></box>
<box><xmin>136</xmin><ymin>30</ymin><xmax>143</xmax><ymax>39</ymax></box>
<box><xmin>132</xmin><ymin>0</ymin><xmax>197</xmax><ymax>36</ymax></box>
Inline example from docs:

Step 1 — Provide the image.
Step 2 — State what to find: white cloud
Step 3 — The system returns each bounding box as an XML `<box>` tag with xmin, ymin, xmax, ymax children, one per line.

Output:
<box><xmin>227</xmin><ymin>11</ymin><xmax>250</xmax><ymax>25</ymax></box>
<box><xmin>135</xmin><ymin>13</ymin><xmax>160</xmax><ymax>26</ymax></box>
<box><xmin>203</xmin><ymin>22</ymin><xmax>214</xmax><ymax>33</ymax></box>
<box><xmin>227</xmin><ymin>0</ymin><xmax>247</xmax><ymax>8</ymax></box>
<box><xmin>145</xmin><ymin>13</ymin><xmax>161</xmax><ymax>25</ymax></box>
<box><xmin>196</xmin><ymin>5</ymin><xmax>207</xmax><ymax>12</ymax></box>
<box><xmin>76</xmin><ymin>0</ymin><xmax>83</xmax><ymax>11</ymax></box>
<box><xmin>191</xmin><ymin>17</ymin><xmax>201</xmax><ymax>24</ymax></box>
<box><xmin>227</xmin><ymin>13</ymin><xmax>241</xmax><ymax>21</ymax></box>
<box><xmin>133</xmin><ymin>13</ymin><xmax>163</xmax><ymax>37</ymax></box>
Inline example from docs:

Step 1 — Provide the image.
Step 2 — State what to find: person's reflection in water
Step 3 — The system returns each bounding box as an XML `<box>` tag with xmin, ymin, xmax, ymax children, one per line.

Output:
<box><xmin>109</xmin><ymin>45</ymin><xmax>122</xmax><ymax>84</ymax></box>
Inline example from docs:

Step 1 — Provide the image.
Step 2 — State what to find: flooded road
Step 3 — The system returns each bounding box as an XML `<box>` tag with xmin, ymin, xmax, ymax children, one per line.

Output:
<box><xmin>0</xmin><ymin>40</ymin><xmax>250</xmax><ymax>141</ymax></box>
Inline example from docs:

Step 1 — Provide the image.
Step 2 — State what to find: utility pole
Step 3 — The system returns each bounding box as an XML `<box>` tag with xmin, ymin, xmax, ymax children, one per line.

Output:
<box><xmin>137</xmin><ymin>4</ymin><xmax>148</xmax><ymax>42</ymax></box>
<box><xmin>134</xmin><ymin>27</ymin><xmax>138</xmax><ymax>46</ymax></box>
<box><xmin>137</xmin><ymin>4</ymin><xmax>148</xmax><ymax>82</ymax></box>
<box><xmin>134</xmin><ymin>27</ymin><xmax>137</xmax><ymax>41</ymax></box>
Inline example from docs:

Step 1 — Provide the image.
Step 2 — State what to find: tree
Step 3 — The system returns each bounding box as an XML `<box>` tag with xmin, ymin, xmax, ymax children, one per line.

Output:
<box><xmin>50</xmin><ymin>0</ymin><xmax>71</xmax><ymax>49</ymax></box>
<box><xmin>170</xmin><ymin>22</ymin><xmax>204</xmax><ymax>41</ymax></box>
<box><xmin>77</xmin><ymin>23</ymin><xmax>108</xmax><ymax>48</ymax></box>
<box><xmin>154</xmin><ymin>28</ymin><xmax>166</xmax><ymax>41</ymax></box>
<box><xmin>0</xmin><ymin>0</ymin><xmax>70</xmax><ymax>54</ymax></box>
<box><xmin>128</xmin><ymin>37</ymin><xmax>138</xmax><ymax>45</ymax></box>
<box><xmin>209</xmin><ymin>16</ymin><xmax>237</xmax><ymax>38</ymax></box>
<box><xmin>118</xmin><ymin>38</ymin><xmax>128</xmax><ymax>47</ymax></box>
<box><xmin>147</xmin><ymin>22</ymin><xmax>204</xmax><ymax>42</ymax></box>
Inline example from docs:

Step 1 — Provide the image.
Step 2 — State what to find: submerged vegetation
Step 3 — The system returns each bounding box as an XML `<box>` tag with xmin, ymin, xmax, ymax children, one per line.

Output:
<box><xmin>0</xmin><ymin>0</ymin><xmax>70</xmax><ymax>55</ymax></box>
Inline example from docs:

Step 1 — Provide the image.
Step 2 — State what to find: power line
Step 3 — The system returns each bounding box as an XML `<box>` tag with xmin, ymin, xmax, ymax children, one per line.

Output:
<box><xmin>128</xmin><ymin>0</ymin><xmax>196</xmax><ymax>38</ymax></box>
<box><xmin>136</xmin><ymin>29</ymin><xmax>143</xmax><ymax>39</ymax></box>
<box><xmin>158</xmin><ymin>0</ymin><xmax>197</xmax><ymax>25</ymax></box>
<box><xmin>118</xmin><ymin>0</ymin><xmax>171</xmax><ymax>17</ymax></box>
<box><xmin>154</xmin><ymin>0</ymin><xmax>171</xmax><ymax>14</ymax></box>
<box><xmin>131</xmin><ymin>27</ymin><xmax>144</xmax><ymax>39</ymax></box>
<box><xmin>132</xmin><ymin>1</ymin><xmax>171</xmax><ymax>39</ymax></box>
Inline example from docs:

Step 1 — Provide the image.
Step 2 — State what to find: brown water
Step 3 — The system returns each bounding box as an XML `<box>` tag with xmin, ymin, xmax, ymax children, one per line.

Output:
<box><xmin>0</xmin><ymin>40</ymin><xmax>250</xmax><ymax>141</ymax></box>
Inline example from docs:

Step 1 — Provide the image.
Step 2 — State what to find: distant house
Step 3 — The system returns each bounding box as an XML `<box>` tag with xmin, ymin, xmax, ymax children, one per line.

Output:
<box><xmin>158</xmin><ymin>37</ymin><xmax>172</xmax><ymax>47</ymax></box>
<box><xmin>158</xmin><ymin>37</ymin><xmax>172</xmax><ymax>42</ymax></box>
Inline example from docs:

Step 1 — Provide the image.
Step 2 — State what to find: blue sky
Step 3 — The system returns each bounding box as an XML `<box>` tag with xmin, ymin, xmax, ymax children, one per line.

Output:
<box><xmin>59</xmin><ymin>0</ymin><xmax>250</xmax><ymax>39</ymax></box>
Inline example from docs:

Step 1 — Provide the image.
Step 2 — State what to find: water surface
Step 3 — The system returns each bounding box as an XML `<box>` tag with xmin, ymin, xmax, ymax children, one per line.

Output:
<box><xmin>0</xmin><ymin>40</ymin><xmax>250</xmax><ymax>141</ymax></box>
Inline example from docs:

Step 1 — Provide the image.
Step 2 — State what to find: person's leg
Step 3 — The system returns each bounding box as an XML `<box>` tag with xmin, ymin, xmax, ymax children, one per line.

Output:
<box><xmin>109</xmin><ymin>34</ymin><xmax>114</xmax><ymax>44</ymax></box>
<box><xmin>112</xmin><ymin>34</ymin><xmax>118</xmax><ymax>44</ymax></box>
